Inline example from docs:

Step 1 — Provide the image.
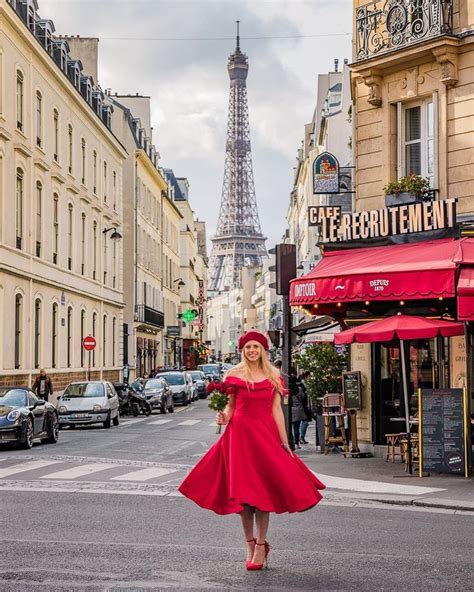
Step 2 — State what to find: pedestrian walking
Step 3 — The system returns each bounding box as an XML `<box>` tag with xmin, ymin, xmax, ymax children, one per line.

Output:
<box><xmin>298</xmin><ymin>374</ymin><xmax>313</xmax><ymax>444</ymax></box>
<box><xmin>291</xmin><ymin>378</ymin><xmax>307</xmax><ymax>449</ymax></box>
<box><xmin>179</xmin><ymin>330</ymin><xmax>325</xmax><ymax>571</ymax></box>
<box><xmin>32</xmin><ymin>369</ymin><xmax>54</xmax><ymax>402</ymax></box>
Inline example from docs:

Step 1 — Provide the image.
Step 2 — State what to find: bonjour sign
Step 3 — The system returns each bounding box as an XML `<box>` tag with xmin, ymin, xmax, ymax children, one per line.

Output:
<box><xmin>308</xmin><ymin>198</ymin><xmax>457</xmax><ymax>243</ymax></box>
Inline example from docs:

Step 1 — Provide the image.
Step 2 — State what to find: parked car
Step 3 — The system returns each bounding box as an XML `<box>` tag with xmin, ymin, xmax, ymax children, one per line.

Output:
<box><xmin>187</xmin><ymin>370</ymin><xmax>208</xmax><ymax>399</ymax></box>
<box><xmin>57</xmin><ymin>381</ymin><xmax>120</xmax><ymax>429</ymax></box>
<box><xmin>131</xmin><ymin>378</ymin><xmax>174</xmax><ymax>414</ymax></box>
<box><xmin>0</xmin><ymin>387</ymin><xmax>59</xmax><ymax>449</ymax></box>
<box><xmin>197</xmin><ymin>364</ymin><xmax>222</xmax><ymax>382</ymax></box>
<box><xmin>156</xmin><ymin>372</ymin><xmax>192</xmax><ymax>406</ymax></box>
<box><xmin>184</xmin><ymin>372</ymin><xmax>199</xmax><ymax>402</ymax></box>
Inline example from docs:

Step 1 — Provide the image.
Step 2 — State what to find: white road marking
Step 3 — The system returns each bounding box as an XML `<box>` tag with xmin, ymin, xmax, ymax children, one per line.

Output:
<box><xmin>41</xmin><ymin>463</ymin><xmax>116</xmax><ymax>480</ymax></box>
<box><xmin>120</xmin><ymin>418</ymin><xmax>149</xmax><ymax>427</ymax></box>
<box><xmin>208</xmin><ymin>422</ymin><xmax>218</xmax><ymax>427</ymax></box>
<box><xmin>0</xmin><ymin>460</ymin><xmax>62</xmax><ymax>478</ymax></box>
<box><xmin>177</xmin><ymin>419</ymin><xmax>201</xmax><ymax>426</ymax></box>
<box><xmin>111</xmin><ymin>467</ymin><xmax>177</xmax><ymax>482</ymax></box>
<box><xmin>316</xmin><ymin>472</ymin><xmax>446</xmax><ymax>496</ymax></box>
<box><xmin>149</xmin><ymin>419</ymin><xmax>173</xmax><ymax>425</ymax></box>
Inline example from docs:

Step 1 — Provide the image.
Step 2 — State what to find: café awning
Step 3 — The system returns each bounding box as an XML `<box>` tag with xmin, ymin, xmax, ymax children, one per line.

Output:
<box><xmin>289</xmin><ymin>238</ymin><xmax>474</xmax><ymax>320</ymax></box>
<box><xmin>458</xmin><ymin>267</ymin><xmax>474</xmax><ymax>320</ymax></box>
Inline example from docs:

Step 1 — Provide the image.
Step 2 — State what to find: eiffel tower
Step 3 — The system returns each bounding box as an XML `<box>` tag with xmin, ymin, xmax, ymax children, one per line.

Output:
<box><xmin>208</xmin><ymin>22</ymin><xmax>267</xmax><ymax>292</ymax></box>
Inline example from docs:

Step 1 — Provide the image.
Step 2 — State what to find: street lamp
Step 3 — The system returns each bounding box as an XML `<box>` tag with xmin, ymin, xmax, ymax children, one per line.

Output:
<box><xmin>103</xmin><ymin>227</ymin><xmax>122</xmax><ymax>240</ymax></box>
<box><xmin>173</xmin><ymin>278</ymin><xmax>186</xmax><ymax>287</ymax></box>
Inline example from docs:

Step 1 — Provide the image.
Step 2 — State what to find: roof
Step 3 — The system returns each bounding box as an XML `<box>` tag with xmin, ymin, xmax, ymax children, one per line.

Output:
<box><xmin>162</xmin><ymin>168</ymin><xmax>185</xmax><ymax>200</ymax></box>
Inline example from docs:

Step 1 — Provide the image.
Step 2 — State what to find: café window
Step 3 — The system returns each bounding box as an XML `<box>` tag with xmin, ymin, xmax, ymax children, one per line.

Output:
<box><xmin>398</xmin><ymin>96</ymin><xmax>437</xmax><ymax>189</ymax></box>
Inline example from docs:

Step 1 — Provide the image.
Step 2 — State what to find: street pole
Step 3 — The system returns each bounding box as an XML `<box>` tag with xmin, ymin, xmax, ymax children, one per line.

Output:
<box><xmin>88</xmin><ymin>350</ymin><xmax>91</xmax><ymax>381</ymax></box>
<box><xmin>282</xmin><ymin>294</ymin><xmax>294</xmax><ymax>450</ymax></box>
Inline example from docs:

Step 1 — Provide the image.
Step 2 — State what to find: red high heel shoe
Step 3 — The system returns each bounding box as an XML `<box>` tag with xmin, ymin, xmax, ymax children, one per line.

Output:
<box><xmin>245</xmin><ymin>538</ymin><xmax>256</xmax><ymax>569</ymax></box>
<box><xmin>246</xmin><ymin>541</ymin><xmax>270</xmax><ymax>570</ymax></box>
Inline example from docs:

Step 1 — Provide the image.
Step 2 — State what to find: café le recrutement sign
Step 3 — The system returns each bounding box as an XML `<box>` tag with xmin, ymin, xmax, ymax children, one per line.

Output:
<box><xmin>308</xmin><ymin>198</ymin><xmax>457</xmax><ymax>244</ymax></box>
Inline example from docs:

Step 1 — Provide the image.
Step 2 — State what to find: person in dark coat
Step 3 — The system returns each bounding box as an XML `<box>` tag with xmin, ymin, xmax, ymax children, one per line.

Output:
<box><xmin>32</xmin><ymin>369</ymin><xmax>54</xmax><ymax>402</ymax></box>
<box><xmin>298</xmin><ymin>373</ymin><xmax>313</xmax><ymax>444</ymax></box>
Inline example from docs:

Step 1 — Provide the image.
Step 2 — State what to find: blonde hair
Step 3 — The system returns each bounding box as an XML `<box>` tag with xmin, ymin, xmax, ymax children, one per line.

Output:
<box><xmin>227</xmin><ymin>342</ymin><xmax>282</xmax><ymax>394</ymax></box>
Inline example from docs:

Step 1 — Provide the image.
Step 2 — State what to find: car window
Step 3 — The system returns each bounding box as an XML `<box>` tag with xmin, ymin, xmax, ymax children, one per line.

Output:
<box><xmin>28</xmin><ymin>392</ymin><xmax>39</xmax><ymax>406</ymax></box>
<box><xmin>161</xmin><ymin>374</ymin><xmax>185</xmax><ymax>385</ymax></box>
<box><xmin>199</xmin><ymin>365</ymin><xmax>220</xmax><ymax>374</ymax></box>
<box><xmin>106</xmin><ymin>383</ymin><xmax>116</xmax><ymax>397</ymax></box>
<box><xmin>0</xmin><ymin>389</ymin><xmax>28</xmax><ymax>407</ymax></box>
<box><xmin>63</xmin><ymin>383</ymin><xmax>105</xmax><ymax>398</ymax></box>
<box><xmin>144</xmin><ymin>379</ymin><xmax>163</xmax><ymax>390</ymax></box>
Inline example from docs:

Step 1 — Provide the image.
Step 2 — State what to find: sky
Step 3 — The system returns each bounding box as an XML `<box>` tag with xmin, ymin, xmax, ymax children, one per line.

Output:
<box><xmin>40</xmin><ymin>0</ymin><xmax>352</xmax><ymax>248</ymax></box>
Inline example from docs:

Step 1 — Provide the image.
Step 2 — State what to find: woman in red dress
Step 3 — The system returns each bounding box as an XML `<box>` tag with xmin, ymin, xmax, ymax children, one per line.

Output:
<box><xmin>178</xmin><ymin>331</ymin><xmax>325</xmax><ymax>570</ymax></box>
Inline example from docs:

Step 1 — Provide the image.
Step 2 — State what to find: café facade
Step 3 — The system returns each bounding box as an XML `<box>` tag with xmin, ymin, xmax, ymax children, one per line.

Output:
<box><xmin>290</xmin><ymin>200</ymin><xmax>474</xmax><ymax>455</ymax></box>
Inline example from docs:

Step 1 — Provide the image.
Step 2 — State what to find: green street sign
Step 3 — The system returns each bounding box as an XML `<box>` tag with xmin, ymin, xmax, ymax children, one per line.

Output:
<box><xmin>228</xmin><ymin>340</ymin><xmax>234</xmax><ymax>347</ymax></box>
<box><xmin>182</xmin><ymin>309</ymin><xmax>198</xmax><ymax>323</ymax></box>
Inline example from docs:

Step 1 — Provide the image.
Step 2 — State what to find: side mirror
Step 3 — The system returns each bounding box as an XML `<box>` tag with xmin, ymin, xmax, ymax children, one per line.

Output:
<box><xmin>33</xmin><ymin>400</ymin><xmax>46</xmax><ymax>408</ymax></box>
<box><xmin>107</xmin><ymin>392</ymin><xmax>114</xmax><ymax>399</ymax></box>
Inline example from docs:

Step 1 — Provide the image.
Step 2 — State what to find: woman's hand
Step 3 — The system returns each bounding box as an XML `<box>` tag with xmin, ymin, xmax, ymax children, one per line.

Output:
<box><xmin>216</xmin><ymin>411</ymin><xmax>228</xmax><ymax>425</ymax></box>
<box><xmin>281</xmin><ymin>442</ymin><xmax>295</xmax><ymax>458</ymax></box>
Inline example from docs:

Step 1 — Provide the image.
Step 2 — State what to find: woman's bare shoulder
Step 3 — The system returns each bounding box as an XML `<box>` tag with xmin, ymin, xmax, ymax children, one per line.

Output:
<box><xmin>224</xmin><ymin>365</ymin><xmax>244</xmax><ymax>380</ymax></box>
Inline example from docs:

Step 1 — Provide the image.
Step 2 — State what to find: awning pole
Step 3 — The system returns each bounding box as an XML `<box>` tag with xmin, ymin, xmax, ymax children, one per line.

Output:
<box><xmin>400</xmin><ymin>339</ymin><xmax>413</xmax><ymax>475</ymax></box>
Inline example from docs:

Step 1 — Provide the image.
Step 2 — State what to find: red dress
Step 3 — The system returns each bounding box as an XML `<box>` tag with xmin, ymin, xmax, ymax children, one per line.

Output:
<box><xmin>178</xmin><ymin>376</ymin><xmax>325</xmax><ymax>515</ymax></box>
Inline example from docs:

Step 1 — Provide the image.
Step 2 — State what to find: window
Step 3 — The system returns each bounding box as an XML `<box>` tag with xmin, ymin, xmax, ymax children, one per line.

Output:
<box><xmin>81</xmin><ymin>213</ymin><xmax>86</xmax><ymax>275</ymax></box>
<box><xmin>92</xmin><ymin>221</ymin><xmax>97</xmax><ymax>280</ymax></box>
<box><xmin>81</xmin><ymin>138</ymin><xmax>86</xmax><ymax>185</ymax></box>
<box><xmin>67</xmin><ymin>306</ymin><xmax>72</xmax><ymax>368</ymax></box>
<box><xmin>15</xmin><ymin>168</ymin><xmax>23</xmax><ymax>250</ymax></box>
<box><xmin>92</xmin><ymin>312</ymin><xmax>97</xmax><ymax>366</ymax></box>
<box><xmin>34</xmin><ymin>298</ymin><xmax>41</xmax><ymax>369</ymax></box>
<box><xmin>36</xmin><ymin>181</ymin><xmax>42</xmax><ymax>257</ymax></box>
<box><xmin>399</xmin><ymin>97</ymin><xmax>437</xmax><ymax>189</ymax></box>
<box><xmin>53</xmin><ymin>109</ymin><xmax>59</xmax><ymax>161</ymax></box>
<box><xmin>52</xmin><ymin>303</ymin><xmax>58</xmax><ymax>368</ymax></box>
<box><xmin>103</xmin><ymin>161</ymin><xmax>107</xmax><ymax>202</ymax></box>
<box><xmin>93</xmin><ymin>150</ymin><xmax>97</xmax><ymax>193</ymax></box>
<box><xmin>102</xmin><ymin>315</ymin><xmax>107</xmax><ymax>366</ymax></box>
<box><xmin>80</xmin><ymin>309</ymin><xmax>85</xmax><ymax>367</ymax></box>
<box><xmin>16</xmin><ymin>70</ymin><xmax>23</xmax><ymax>131</ymax></box>
<box><xmin>14</xmin><ymin>294</ymin><xmax>22</xmax><ymax>369</ymax></box>
<box><xmin>112</xmin><ymin>317</ymin><xmax>116</xmax><ymax>366</ymax></box>
<box><xmin>68</xmin><ymin>124</ymin><xmax>73</xmax><ymax>173</ymax></box>
<box><xmin>36</xmin><ymin>91</ymin><xmax>42</xmax><ymax>147</ymax></box>
<box><xmin>67</xmin><ymin>204</ymin><xmax>73</xmax><ymax>270</ymax></box>
<box><xmin>113</xmin><ymin>171</ymin><xmax>117</xmax><ymax>210</ymax></box>
<box><xmin>53</xmin><ymin>193</ymin><xmax>59</xmax><ymax>264</ymax></box>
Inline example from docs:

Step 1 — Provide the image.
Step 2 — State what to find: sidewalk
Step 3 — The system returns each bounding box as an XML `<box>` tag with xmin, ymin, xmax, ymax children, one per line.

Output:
<box><xmin>297</xmin><ymin>440</ymin><xmax>473</xmax><ymax>513</ymax></box>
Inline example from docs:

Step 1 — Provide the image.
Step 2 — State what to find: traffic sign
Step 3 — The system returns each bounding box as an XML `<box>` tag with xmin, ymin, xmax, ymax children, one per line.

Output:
<box><xmin>82</xmin><ymin>336</ymin><xmax>97</xmax><ymax>351</ymax></box>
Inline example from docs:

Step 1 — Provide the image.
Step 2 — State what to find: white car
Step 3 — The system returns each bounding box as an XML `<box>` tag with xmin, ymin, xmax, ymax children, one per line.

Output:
<box><xmin>57</xmin><ymin>381</ymin><xmax>120</xmax><ymax>429</ymax></box>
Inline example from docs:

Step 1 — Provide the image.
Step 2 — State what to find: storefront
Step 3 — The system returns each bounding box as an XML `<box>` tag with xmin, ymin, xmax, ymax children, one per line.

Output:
<box><xmin>290</xmin><ymin>208</ymin><xmax>474</xmax><ymax>454</ymax></box>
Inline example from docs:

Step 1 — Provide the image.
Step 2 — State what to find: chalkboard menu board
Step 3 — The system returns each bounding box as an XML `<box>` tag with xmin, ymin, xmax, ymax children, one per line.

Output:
<box><xmin>343</xmin><ymin>371</ymin><xmax>361</xmax><ymax>410</ymax></box>
<box><xmin>419</xmin><ymin>388</ymin><xmax>468</xmax><ymax>477</ymax></box>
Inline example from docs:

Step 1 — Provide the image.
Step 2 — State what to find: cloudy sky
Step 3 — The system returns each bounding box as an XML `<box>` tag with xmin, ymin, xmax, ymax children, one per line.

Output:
<box><xmin>41</xmin><ymin>0</ymin><xmax>352</xmax><ymax>247</ymax></box>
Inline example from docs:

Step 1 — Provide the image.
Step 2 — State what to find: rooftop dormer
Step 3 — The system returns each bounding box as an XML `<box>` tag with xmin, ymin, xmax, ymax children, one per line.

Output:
<box><xmin>67</xmin><ymin>59</ymin><xmax>83</xmax><ymax>89</ymax></box>
<box><xmin>52</xmin><ymin>39</ymin><xmax>69</xmax><ymax>73</ymax></box>
<box><xmin>92</xmin><ymin>89</ymin><xmax>103</xmax><ymax>116</ymax></box>
<box><xmin>36</xmin><ymin>19</ymin><xmax>55</xmax><ymax>54</ymax></box>
<box><xmin>17</xmin><ymin>0</ymin><xmax>39</xmax><ymax>34</ymax></box>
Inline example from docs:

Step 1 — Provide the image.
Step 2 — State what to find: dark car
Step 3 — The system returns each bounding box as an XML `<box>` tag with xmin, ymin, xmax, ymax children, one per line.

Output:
<box><xmin>197</xmin><ymin>364</ymin><xmax>222</xmax><ymax>382</ymax></box>
<box><xmin>0</xmin><ymin>387</ymin><xmax>59</xmax><ymax>449</ymax></box>
<box><xmin>155</xmin><ymin>372</ymin><xmax>191</xmax><ymax>406</ymax></box>
<box><xmin>187</xmin><ymin>370</ymin><xmax>208</xmax><ymax>399</ymax></box>
<box><xmin>132</xmin><ymin>378</ymin><xmax>174</xmax><ymax>414</ymax></box>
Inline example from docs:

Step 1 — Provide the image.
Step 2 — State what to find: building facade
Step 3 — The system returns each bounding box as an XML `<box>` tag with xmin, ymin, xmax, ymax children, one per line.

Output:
<box><xmin>0</xmin><ymin>0</ymin><xmax>126</xmax><ymax>389</ymax></box>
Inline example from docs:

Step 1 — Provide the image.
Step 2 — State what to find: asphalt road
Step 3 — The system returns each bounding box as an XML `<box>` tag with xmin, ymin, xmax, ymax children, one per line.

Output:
<box><xmin>0</xmin><ymin>399</ymin><xmax>472</xmax><ymax>591</ymax></box>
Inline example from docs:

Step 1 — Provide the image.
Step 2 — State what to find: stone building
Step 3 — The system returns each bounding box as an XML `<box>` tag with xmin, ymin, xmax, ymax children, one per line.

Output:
<box><xmin>0</xmin><ymin>0</ymin><xmax>126</xmax><ymax>389</ymax></box>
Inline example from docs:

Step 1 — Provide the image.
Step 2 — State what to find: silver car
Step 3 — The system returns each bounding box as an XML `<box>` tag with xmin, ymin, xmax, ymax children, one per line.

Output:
<box><xmin>57</xmin><ymin>381</ymin><xmax>120</xmax><ymax>429</ymax></box>
<box><xmin>156</xmin><ymin>372</ymin><xmax>191</xmax><ymax>406</ymax></box>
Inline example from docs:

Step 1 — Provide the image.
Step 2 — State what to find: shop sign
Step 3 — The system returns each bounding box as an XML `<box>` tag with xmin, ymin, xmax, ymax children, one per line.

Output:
<box><xmin>293</xmin><ymin>281</ymin><xmax>317</xmax><ymax>298</ymax></box>
<box><xmin>313</xmin><ymin>152</ymin><xmax>340</xmax><ymax>194</ymax></box>
<box><xmin>167</xmin><ymin>325</ymin><xmax>181</xmax><ymax>337</ymax></box>
<box><xmin>308</xmin><ymin>198</ymin><xmax>457</xmax><ymax>243</ymax></box>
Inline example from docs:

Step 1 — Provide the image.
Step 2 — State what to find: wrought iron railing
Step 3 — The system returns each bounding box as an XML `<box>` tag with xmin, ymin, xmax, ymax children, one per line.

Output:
<box><xmin>135</xmin><ymin>305</ymin><xmax>165</xmax><ymax>329</ymax></box>
<box><xmin>355</xmin><ymin>0</ymin><xmax>454</xmax><ymax>62</ymax></box>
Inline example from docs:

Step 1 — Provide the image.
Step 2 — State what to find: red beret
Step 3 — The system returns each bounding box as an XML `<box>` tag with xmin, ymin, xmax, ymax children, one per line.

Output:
<box><xmin>238</xmin><ymin>331</ymin><xmax>269</xmax><ymax>351</ymax></box>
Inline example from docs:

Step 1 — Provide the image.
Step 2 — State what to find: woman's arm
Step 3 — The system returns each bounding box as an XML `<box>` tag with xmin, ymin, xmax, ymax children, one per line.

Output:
<box><xmin>216</xmin><ymin>394</ymin><xmax>235</xmax><ymax>425</ymax></box>
<box><xmin>272</xmin><ymin>393</ymin><xmax>294</xmax><ymax>457</ymax></box>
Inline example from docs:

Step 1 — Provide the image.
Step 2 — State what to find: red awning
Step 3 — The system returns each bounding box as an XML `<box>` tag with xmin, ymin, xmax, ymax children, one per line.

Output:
<box><xmin>458</xmin><ymin>266</ymin><xmax>474</xmax><ymax>320</ymax></box>
<box><xmin>290</xmin><ymin>238</ymin><xmax>474</xmax><ymax>318</ymax></box>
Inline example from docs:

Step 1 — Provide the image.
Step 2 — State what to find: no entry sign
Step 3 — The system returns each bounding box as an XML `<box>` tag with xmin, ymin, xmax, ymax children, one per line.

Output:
<box><xmin>82</xmin><ymin>336</ymin><xmax>97</xmax><ymax>351</ymax></box>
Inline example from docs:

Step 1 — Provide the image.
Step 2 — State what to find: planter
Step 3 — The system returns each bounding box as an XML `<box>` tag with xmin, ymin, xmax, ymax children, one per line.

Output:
<box><xmin>384</xmin><ymin>192</ymin><xmax>425</xmax><ymax>207</ymax></box>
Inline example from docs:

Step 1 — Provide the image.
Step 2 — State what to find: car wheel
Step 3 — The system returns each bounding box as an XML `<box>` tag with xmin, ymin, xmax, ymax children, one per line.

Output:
<box><xmin>160</xmin><ymin>400</ymin><xmax>167</xmax><ymax>414</ymax></box>
<box><xmin>21</xmin><ymin>418</ymin><xmax>34</xmax><ymax>449</ymax></box>
<box><xmin>103</xmin><ymin>413</ymin><xmax>112</xmax><ymax>429</ymax></box>
<box><xmin>112</xmin><ymin>412</ymin><xmax>120</xmax><ymax>426</ymax></box>
<box><xmin>43</xmin><ymin>414</ymin><xmax>59</xmax><ymax>444</ymax></box>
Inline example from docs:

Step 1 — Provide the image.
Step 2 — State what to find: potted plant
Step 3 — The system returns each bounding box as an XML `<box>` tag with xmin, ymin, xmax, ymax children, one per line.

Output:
<box><xmin>383</xmin><ymin>174</ymin><xmax>430</xmax><ymax>206</ymax></box>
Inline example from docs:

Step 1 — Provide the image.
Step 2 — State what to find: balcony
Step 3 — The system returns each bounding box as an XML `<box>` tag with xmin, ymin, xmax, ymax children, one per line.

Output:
<box><xmin>135</xmin><ymin>305</ymin><xmax>165</xmax><ymax>329</ymax></box>
<box><xmin>355</xmin><ymin>0</ymin><xmax>454</xmax><ymax>62</ymax></box>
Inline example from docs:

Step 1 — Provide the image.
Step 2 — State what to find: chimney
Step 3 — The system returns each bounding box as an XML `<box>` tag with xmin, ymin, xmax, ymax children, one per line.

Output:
<box><xmin>344</xmin><ymin>58</ymin><xmax>349</xmax><ymax>65</ymax></box>
<box><xmin>334</xmin><ymin>58</ymin><xmax>339</xmax><ymax>72</ymax></box>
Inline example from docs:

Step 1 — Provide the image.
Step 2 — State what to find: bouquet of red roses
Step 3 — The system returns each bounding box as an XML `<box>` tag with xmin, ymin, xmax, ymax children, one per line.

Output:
<box><xmin>207</xmin><ymin>381</ymin><xmax>236</xmax><ymax>434</ymax></box>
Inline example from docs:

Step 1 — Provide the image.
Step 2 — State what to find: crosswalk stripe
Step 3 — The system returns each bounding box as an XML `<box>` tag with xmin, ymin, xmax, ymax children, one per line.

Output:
<box><xmin>177</xmin><ymin>419</ymin><xmax>201</xmax><ymax>426</ymax></box>
<box><xmin>0</xmin><ymin>460</ymin><xmax>62</xmax><ymax>478</ymax></box>
<box><xmin>110</xmin><ymin>467</ymin><xmax>177</xmax><ymax>482</ymax></box>
<box><xmin>120</xmin><ymin>417</ymin><xmax>149</xmax><ymax>427</ymax></box>
<box><xmin>40</xmin><ymin>463</ymin><xmax>116</xmax><ymax>480</ymax></box>
<box><xmin>209</xmin><ymin>422</ymin><xmax>218</xmax><ymax>427</ymax></box>
<box><xmin>149</xmin><ymin>419</ymin><xmax>173</xmax><ymax>425</ymax></box>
